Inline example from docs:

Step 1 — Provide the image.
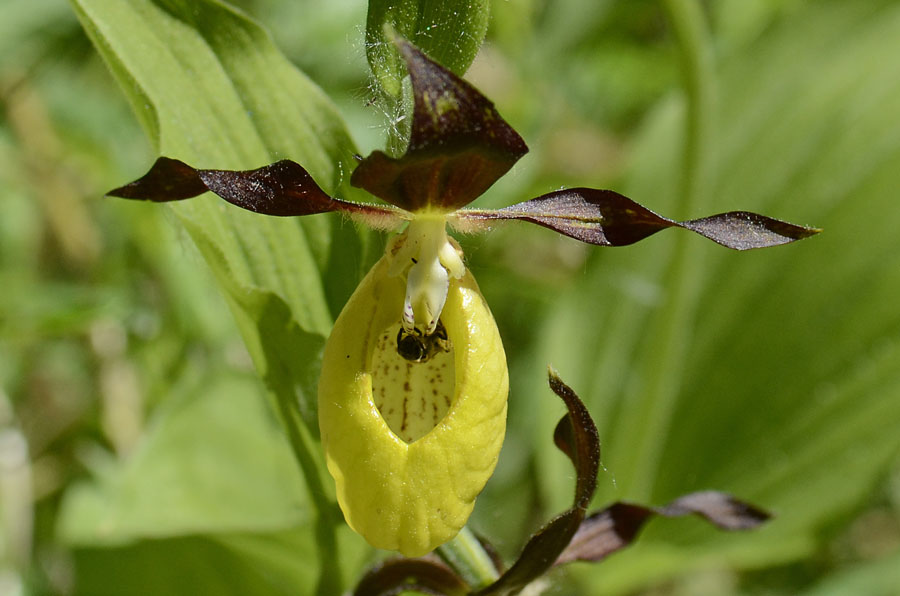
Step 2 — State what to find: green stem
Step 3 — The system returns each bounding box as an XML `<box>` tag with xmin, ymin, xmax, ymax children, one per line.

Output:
<box><xmin>629</xmin><ymin>0</ymin><xmax>716</xmax><ymax>498</ymax></box>
<box><xmin>272</xmin><ymin>392</ymin><xmax>343</xmax><ymax>596</ymax></box>
<box><xmin>188</xmin><ymin>227</ymin><xmax>344</xmax><ymax>592</ymax></box>
<box><xmin>664</xmin><ymin>0</ymin><xmax>715</xmax><ymax>214</ymax></box>
<box><xmin>436</xmin><ymin>526</ymin><xmax>499</xmax><ymax>589</ymax></box>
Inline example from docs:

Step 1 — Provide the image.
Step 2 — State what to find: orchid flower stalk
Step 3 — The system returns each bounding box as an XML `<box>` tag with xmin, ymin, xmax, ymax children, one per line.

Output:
<box><xmin>107</xmin><ymin>35</ymin><xmax>818</xmax><ymax>556</ymax></box>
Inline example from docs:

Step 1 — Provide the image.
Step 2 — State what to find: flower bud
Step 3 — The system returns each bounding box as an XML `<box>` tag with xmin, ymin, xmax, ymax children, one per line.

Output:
<box><xmin>318</xmin><ymin>254</ymin><xmax>508</xmax><ymax>556</ymax></box>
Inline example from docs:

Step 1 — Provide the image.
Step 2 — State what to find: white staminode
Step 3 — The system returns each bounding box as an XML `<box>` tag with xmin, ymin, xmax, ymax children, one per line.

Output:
<box><xmin>388</xmin><ymin>215</ymin><xmax>465</xmax><ymax>334</ymax></box>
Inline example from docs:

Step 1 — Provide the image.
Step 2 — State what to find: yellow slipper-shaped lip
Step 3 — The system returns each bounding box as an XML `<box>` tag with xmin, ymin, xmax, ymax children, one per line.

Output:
<box><xmin>318</xmin><ymin>255</ymin><xmax>508</xmax><ymax>556</ymax></box>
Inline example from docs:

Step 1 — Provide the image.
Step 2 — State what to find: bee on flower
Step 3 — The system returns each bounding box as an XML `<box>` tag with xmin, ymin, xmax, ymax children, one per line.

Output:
<box><xmin>108</xmin><ymin>35</ymin><xmax>817</xmax><ymax>556</ymax></box>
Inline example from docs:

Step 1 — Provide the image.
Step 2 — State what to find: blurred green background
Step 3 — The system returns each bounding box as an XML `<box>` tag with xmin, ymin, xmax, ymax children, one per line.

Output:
<box><xmin>2</xmin><ymin>0</ymin><xmax>900</xmax><ymax>594</ymax></box>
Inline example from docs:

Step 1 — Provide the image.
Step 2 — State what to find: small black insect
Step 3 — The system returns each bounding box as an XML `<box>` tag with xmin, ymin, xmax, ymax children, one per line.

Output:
<box><xmin>397</xmin><ymin>320</ymin><xmax>451</xmax><ymax>363</ymax></box>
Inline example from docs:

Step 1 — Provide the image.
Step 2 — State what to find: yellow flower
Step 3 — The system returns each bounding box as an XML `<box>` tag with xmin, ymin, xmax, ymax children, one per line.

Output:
<box><xmin>107</xmin><ymin>35</ymin><xmax>817</xmax><ymax>556</ymax></box>
<box><xmin>318</xmin><ymin>219</ymin><xmax>507</xmax><ymax>556</ymax></box>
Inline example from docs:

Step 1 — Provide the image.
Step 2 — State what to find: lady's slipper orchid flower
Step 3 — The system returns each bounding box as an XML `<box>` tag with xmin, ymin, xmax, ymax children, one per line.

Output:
<box><xmin>108</xmin><ymin>37</ymin><xmax>818</xmax><ymax>556</ymax></box>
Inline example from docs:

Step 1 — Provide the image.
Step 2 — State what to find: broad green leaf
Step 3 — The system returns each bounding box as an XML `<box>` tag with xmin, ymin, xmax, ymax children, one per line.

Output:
<box><xmin>69</xmin><ymin>525</ymin><xmax>370</xmax><ymax>596</ymax></box>
<box><xmin>520</xmin><ymin>1</ymin><xmax>900</xmax><ymax>593</ymax></box>
<box><xmin>366</xmin><ymin>0</ymin><xmax>490</xmax><ymax>97</ymax></box>
<box><xmin>802</xmin><ymin>549</ymin><xmax>900</xmax><ymax>596</ymax></box>
<box><xmin>71</xmin><ymin>533</ymin><xmax>315</xmax><ymax>596</ymax></box>
<box><xmin>58</xmin><ymin>369</ymin><xmax>372</xmax><ymax>595</ymax></box>
<box><xmin>69</xmin><ymin>0</ymin><xmax>374</xmax><ymax>589</ymax></box>
<box><xmin>57</xmin><ymin>371</ymin><xmax>309</xmax><ymax>544</ymax></box>
<box><xmin>70</xmin><ymin>0</ymin><xmax>371</xmax><ymax>408</ymax></box>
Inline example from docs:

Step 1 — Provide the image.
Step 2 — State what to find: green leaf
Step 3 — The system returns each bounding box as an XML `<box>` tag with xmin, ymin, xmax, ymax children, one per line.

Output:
<box><xmin>521</xmin><ymin>1</ymin><xmax>900</xmax><ymax>592</ymax></box>
<box><xmin>69</xmin><ymin>0</ymin><xmax>374</xmax><ymax>590</ymax></box>
<box><xmin>365</xmin><ymin>0</ymin><xmax>490</xmax><ymax>98</ymax></box>
<box><xmin>57</xmin><ymin>371</ymin><xmax>309</xmax><ymax>544</ymax></box>
<box><xmin>69</xmin><ymin>0</ymin><xmax>352</xmax><ymax>454</ymax></box>
<box><xmin>58</xmin><ymin>369</ymin><xmax>371</xmax><ymax>595</ymax></box>
<box><xmin>71</xmin><ymin>533</ymin><xmax>316</xmax><ymax>596</ymax></box>
<box><xmin>71</xmin><ymin>0</ymin><xmax>368</xmax><ymax>363</ymax></box>
<box><xmin>69</xmin><ymin>526</ymin><xmax>371</xmax><ymax>596</ymax></box>
<box><xmin>802</xmin><ymin>549</ymin><xmax>900</xmax><ymax>596</ymax></box>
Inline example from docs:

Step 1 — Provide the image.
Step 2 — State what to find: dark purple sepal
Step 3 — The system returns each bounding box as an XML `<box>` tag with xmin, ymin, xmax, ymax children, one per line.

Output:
<box><xmin>458</xmin><ymin>188</ymin><xmax>820</xmax><ymax>249</ymax></box>
<box><xmin>108</xmin><ymin>157</ymin><xmax>401</xmax><ymax>222</ymax></box>
<box><xmin>474</xmin><ymin>369</ymin><xmax>599</xmax><ymax>596</ymax></box>
<box><xmin>351</xmin><ymin>38</ymin><xmax>528</xmax><ymax>212</ymax></box>
<box><xmin>555</xmin><ymin>492</ymin><xmax>771</xmax><ymax>566</ymax></box>
<box><xmin>107</xmin><ymin>157</ymin><xmax>209</xmax><ymax>201</ymax></box>
<box><xmin>476</xmin><ymin>372</ymin><xmax>771</xmax><ymax>596</ymax></box>
<box><xmin>353</xmin><ymin>557</ymin><xmax>469</xmax><ymax>596</ymax></box>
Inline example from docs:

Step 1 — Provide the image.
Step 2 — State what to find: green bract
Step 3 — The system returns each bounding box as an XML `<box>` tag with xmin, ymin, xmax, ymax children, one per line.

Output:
<box><xmin>107</xmin><ymin>34</ymin><xmax>817</xmax><ymax>555</ymax></box>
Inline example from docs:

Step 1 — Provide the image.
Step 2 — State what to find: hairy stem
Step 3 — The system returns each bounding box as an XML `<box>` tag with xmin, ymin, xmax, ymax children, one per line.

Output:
<box><xmin>666</xmin><ymin>0</ymin><xmax>715</xmax><ymax>213</ymax></box>
<box><xmin>436</xmin><ymin>526</ymin><xmax>499</xmax><ymax>589</ymax></box>
<box><xmin>272</xmin><ymin>392</ymin><xmax>344</xmax><ymax>595</ymax></box>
